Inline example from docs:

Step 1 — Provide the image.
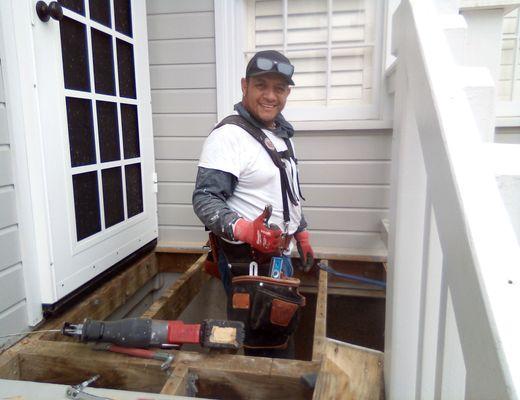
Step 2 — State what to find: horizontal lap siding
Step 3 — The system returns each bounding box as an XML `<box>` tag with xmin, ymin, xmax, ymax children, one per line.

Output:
<box><xmin>298</xmin><ymin>131</ymin><xmax>391</xmax><ymax>253</ymax></box>
<box><xmin>0</xmin><ymin>52</ymin><xmax>27</xmax><ymax>346</ymax></box>
<box><xmin>147</xmin><ymin>0</ymin><xmax>217</xmax><ymax>247</ymax></box>
<box><xmin>495</xmin><ymin>127</ymin><xmax>520</xmax><ymax>144</ymax></box>
<box><xmin>147</xmin><ymin>1</ymin><xmax>391</xmax><ymax>255</ymax></box>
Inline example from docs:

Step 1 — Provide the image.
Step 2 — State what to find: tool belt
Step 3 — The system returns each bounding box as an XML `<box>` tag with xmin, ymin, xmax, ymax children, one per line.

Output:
<box><xmin>229</xmin><ymin>275</ymin><xmax>306</xmax><ymax>349</ymax></box>
<box><xmin>203</xmin><ymin>233</ymin><xmax>293</xmax><ymax>278</ymax></box>
<box><xmin>204</xmin><ymin>233</ymin><xmax>305</xmax><ymax>349</ymax></box>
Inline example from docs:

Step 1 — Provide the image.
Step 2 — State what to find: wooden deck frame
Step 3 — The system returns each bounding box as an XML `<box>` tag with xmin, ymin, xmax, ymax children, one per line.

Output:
<box><xmin>0</xmin><ymin>248</ymin><xmax>384</xmax><ymax>399</ymax></box>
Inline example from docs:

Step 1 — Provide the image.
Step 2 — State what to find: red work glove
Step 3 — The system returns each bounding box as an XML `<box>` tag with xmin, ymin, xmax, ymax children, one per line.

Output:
<box><xmin>295</xmin><ymin>230</ymin><xmax>315</xmax><ymax>272</ymax></box>
<box><xmin>233</xmin><ymin>209</ymin><xmax>282</xmax><ymax>254</ymax></box>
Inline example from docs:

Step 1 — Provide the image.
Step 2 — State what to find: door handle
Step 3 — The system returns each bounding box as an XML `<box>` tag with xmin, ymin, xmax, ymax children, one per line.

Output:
<box><xmin>36</xmin><ymin>1</ymin><xmax>64</xmax><ymax>22</ymax></box>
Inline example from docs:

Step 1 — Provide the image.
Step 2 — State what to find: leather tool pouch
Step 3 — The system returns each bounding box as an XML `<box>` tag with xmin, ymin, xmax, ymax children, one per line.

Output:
<box><xmin>216</xmin><ymin>237</ymin><xmax>275</xmax><ymax>277</ymax></box>
<box><xmin>229</xmin><ymin>275</ymin><xmax>306</xmax><ymax>349</ymax></box>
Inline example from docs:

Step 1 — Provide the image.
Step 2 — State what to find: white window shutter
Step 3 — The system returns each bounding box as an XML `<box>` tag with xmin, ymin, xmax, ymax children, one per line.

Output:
<box><xmin>499</xmin><ymin>8</ymin><xmax>519</xmax><ymax>102</ymax></box>
<box><xmin>246</xmin><ymin>0</ymin><xmax>377</xmax><ymax>108</ymax></box>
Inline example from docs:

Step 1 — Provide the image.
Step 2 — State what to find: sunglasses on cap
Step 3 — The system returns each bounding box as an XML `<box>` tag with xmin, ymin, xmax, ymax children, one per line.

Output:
<box><xmin>254</xmin><ymin>57</ymin><xmax>294</xmax><ymax>78</ymax></box>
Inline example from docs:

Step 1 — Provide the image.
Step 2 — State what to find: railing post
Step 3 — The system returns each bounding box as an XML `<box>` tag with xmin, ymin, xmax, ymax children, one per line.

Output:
<box><xmin>385</xmin><ymin>7</ymin><xmax>428</xmax><ymax>396</ymax></box>
<box><xmin>460</xmin><ymin>6</ymin><xmax>506</xmax><ymax>85</ymax></box>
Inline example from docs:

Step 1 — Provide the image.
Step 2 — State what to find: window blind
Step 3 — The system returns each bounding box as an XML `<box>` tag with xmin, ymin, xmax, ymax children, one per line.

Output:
<box><xmin>499</xmin><ymin>8</ymin><xmax>520</xmax><ymax>102</ymax></box>
<box><xmin>246</xmin><ymin>0</ymin><xmax>376</xmax><ymax>108</ymax></box>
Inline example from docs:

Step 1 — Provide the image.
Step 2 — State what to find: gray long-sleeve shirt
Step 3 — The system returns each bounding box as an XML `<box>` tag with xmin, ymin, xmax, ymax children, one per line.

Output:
<box><xmin>193</xmin><ymin>166</ymin><xmax>307</xmax><ymax>241</ymax></box>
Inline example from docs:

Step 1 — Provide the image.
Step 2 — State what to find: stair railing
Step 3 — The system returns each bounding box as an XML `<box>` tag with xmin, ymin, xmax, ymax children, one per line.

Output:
<box><xmin>385</xmin><ymin>1</ymin><xmax>520</xmax><ymax>399</ymax></box>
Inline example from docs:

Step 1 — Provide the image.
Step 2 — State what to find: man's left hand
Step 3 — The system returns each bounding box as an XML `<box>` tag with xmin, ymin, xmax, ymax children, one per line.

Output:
<box><xmin>294</xmin><ymin>230</ymin><xmax>314</xmax><ymax>272</ymax></box>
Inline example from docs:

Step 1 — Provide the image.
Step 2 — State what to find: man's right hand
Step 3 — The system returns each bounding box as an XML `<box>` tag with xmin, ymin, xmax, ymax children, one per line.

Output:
<box><xmin>233</xmin><ymin>208</ymin><xmax>282</xmax><ymax>253</ymax></box>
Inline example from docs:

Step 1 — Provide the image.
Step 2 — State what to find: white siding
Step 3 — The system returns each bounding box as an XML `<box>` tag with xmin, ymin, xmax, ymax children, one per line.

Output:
<box><xmin>147</xmin><ymin>0</ymin><xmax>218</xmax><ymax>247</ymax></box>
<box><xmin>0</xmin><ymin>44</ymin><xmax>28</xmax><ymax>347</ymax></box>
<box><xmin>496</xmin><ymin>126</ymin><xmax>520</xmax><ymax>144</ymax></box>
<box><xmin>147</xmin><ymin>0</ymin><xmax>390</xmax><ymax>256</ymax></box>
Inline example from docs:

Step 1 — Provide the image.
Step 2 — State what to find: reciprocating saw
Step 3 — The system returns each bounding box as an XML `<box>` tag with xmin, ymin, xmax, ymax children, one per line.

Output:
<box><xmin>62</xmin><ymin>318</ymin><xmax>245</xmax><ymax>350</ymax></box>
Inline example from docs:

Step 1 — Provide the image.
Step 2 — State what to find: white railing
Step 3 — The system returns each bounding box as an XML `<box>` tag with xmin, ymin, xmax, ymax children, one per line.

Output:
<box><xmin>385</xmin><ymin>1</ymin><xmax>520</xmax><ymax>399</ymax></box>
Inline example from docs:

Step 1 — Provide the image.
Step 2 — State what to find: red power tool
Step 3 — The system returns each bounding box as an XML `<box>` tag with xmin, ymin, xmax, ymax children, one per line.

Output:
<box><xmin>62</xmin><ymin>318</ymin><xmax>244</xmax><ymax>350</ymax></box>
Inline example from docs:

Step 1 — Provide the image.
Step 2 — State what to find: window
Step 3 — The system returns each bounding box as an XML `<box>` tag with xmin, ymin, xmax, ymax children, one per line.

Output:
<box><xmin>215</xmin><ymin>0</ymin><xmax>386</xmax><ymax>125</ymax></box>
<box><xmin>497</xmin><ymin>8</ymin><xmax>520</xmax><ymax>122</ymax></box>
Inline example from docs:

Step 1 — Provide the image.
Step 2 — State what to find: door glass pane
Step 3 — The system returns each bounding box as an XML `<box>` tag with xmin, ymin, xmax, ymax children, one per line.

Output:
<box><xmin>125</xmin><ymin>163</ymin><xmax>143</xmax><ymax>217</ymax></box>
<box><xmin>66</xmin><ymin>97</ymin><xmax>96</xmax><ymax>167</ymax></box>
<box><xmin>116</xmin><ymin>39</ymin><xmax>136</xmax><ymax>98</ymax></box>
<box><xmin>60</xmin><ymin>0</ymin><xmax>144</xmax><ymax>243</ymax></box>
<box><xmin>58</xmin><ymin>0</ymin><xmax>85</xmax><ymax>15</ymax></box>
<box><xmin>89</xmin><ymin>0</ymin><xmax>111</xmax><ymax>27</ymax></box>
<box><xmin>102</xmin><ymin>167</ymin><xmax>124</xmax><ymax>228</ymax></box>
<box><xmin>92</xmin><ymin>28</ymin><xmax>116</xmax><ymax>95</ymax></box>
<box><xmin>96</xmin><ymin>101</ymin><xmax>120</xmax><ymax>162</ymax></box>
<box><xmin>73</xmin><ymin>171</ymin><xmax>101</xmax><ymax>240</ymax></box>
<box><xmin>114</xmin><ymin>0</ymin><xmax>133</xmax><ymax>37</ymax></box>
<box><xmin>121</xmin><ymin>104</ymin><xmax>140</xmax><ymax>159</ymax></box>
<box><xmin>60</xmin><ymin>17</ymin><xmax>90</xmax><ymax>92</ymax></box>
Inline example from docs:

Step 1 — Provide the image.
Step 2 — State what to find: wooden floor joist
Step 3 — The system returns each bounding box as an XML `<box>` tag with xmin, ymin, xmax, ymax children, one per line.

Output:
<box><xmin>0</xmin><ymin>249</ymin><xmax>385</xmax><ymax>399</ymax></box>
<box><xmin>160</xmin><ymin>365</ymin><xmax>190</xmax><ymax>395</ymax></box>
<box><xmin>313</xmin><ymin>339</ymin><xmax>384</xmax><ymax>400</ymax></box>
<box><xmin>142</xmin><ymin>254</ymin><xmax>210</xmax><ymax>320</ymax></box>
<box><xmin>42</xmin><ymin>252</ymin><xmax>158</xmax><ymax>342</ymax></box>
<box><xmin>312</xmin><ymin>261</ymin><xmax>329</xmax><ymax>362</ymax></box>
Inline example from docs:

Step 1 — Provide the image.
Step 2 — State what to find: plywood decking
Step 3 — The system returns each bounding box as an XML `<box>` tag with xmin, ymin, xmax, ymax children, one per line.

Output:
<box><xmin>0</xmin><ymin>249</ymin><xmax>385</xmax><ymax>399</ymax></box>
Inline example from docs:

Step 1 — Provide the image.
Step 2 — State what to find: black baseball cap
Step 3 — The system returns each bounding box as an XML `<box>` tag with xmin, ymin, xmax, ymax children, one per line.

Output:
<box><xmin>246</xmin><ymin>50</ymin><xmax>295</xmax><ymax>85</ymax></box>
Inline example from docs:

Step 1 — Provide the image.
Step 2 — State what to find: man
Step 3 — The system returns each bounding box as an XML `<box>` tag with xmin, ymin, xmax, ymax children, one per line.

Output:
<box><xmin>192</xmin><ymin>50</ymin><xmax>314</xmax><ymax>358</ymax></box>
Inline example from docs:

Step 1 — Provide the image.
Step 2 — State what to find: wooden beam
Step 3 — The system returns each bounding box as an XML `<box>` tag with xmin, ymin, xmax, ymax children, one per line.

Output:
<box><xmin>156</xmin><ymin>252</ymin><xmax>204</xmax><ymax>273</ymax></box>
<box><xmin>160</xmin><ymin>365</ymin><xmax>190</xmax><ymax>395</ymax></box>
<box><xmin>10</xmin><ymin>340</ymin><xmax>319</xmax><ymax>394</ymax></box>
<box><xmin>309</xmin><ymin>248</ymin><xmax>387</xmax><ymax>263</ymax></box>
<box><xmin>313</xmin><ymin>370</ymin><xmax>350</xmax><ymax>400</ymax></box>
<box><xmin>41</xmin><ymin>251</ymin><xmax>158</xmax><ymax>341</ymax></box>
<box><xmin>193</xmin><ymin>368</ymin><xmax>314</xmax><ymax>400</ymax></box>
<box><xmin>313</xmin><ymin>339</ymin><xmax>384</xmax><ymax>400</ymax></box>
<box><xmin>180</xmin><ymin>356</ymin><xmax>318</xmax><ymax>400</ymax></box>
<box><xmin>173</xmin><ymin>351</ymin><xmax>319</xmax><ymax>377</ymax></box>
<box><xmin>312</xmin><ymin>261</ymin><xmax>329</xmax><ymax>362</ymax></box>
<box><xmin>155</xmin><ymin>242</ymin><xmax>207</xmax><ymax>254</ymax></box>
<box><xmin>300</xmin><ymin>286</ymin><xmax>385</xmax><ymax>299</ymax></box>
<box><xmin>0</xmin><ymin>345</ymin><xmax>23</xmax><ymax>380</ymax></box>
<box><xmin>141</xmin><ymin>254</ymin><xmax>210</xmax><ymax>320</ymax></box>
<box><xmin>17</xmin><ymin>341</ymin><xmax>167</xmax><ymax>393</ymax></box>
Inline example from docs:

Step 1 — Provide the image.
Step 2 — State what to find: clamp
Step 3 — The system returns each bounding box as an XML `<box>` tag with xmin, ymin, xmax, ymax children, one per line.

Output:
<box><xmin>65</xmin><ymin>375</ymin><xmax>110</xmax><ymax>400</ymax></box>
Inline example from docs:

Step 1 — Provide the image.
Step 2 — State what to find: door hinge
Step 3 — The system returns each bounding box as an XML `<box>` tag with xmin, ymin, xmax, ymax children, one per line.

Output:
<box><xmin>152</xmin><ymin>172</ymin><xmax>158</xmax><ymax>193</ymax></box>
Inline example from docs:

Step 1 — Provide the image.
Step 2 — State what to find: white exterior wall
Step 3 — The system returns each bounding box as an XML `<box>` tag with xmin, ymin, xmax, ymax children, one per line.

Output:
<box><xmin>147</xmin><ymin>0</ymin><xmax>391</xmax><ymax>256</ymax></box>
<box><xmin>496</xmin><ymin>126</ymin><xmax>520</xmax><ymax>143</ymax></box>
<box><xmin>147</xmin><ymin>0</ymin><xmax>218</xmax><ymax>246</ymax></box>
<box><xmin>0</xmin><ymin>27</ymin><xmax>28</xmax><ymax>347</ymax></box>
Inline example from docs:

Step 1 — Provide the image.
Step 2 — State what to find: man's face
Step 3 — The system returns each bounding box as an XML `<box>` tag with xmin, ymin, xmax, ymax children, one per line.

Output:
<box><xmin>241</xmin><ymin>74</ymin><xmax>291</xmax><ymax>128</ymax></box>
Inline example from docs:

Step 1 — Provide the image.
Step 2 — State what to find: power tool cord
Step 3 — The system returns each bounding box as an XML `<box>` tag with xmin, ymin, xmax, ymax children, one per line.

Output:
<box><xmin>317</xmin><ymin>262</ymin><xmax>386</xmax><ymax>289</ymax></box>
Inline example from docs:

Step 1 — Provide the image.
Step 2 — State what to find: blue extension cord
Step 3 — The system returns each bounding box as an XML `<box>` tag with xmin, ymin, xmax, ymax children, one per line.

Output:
<box><xmin>317</xmin><ymin>262</ymin><xmax>386</xmax><ymax>289</ymax></box>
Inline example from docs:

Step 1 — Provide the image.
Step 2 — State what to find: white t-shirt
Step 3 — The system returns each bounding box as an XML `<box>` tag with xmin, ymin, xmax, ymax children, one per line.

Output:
<box><xmin>198</xmin><ymin>123</ymin><xmax>302</xmax><ymax>236</ymax></box>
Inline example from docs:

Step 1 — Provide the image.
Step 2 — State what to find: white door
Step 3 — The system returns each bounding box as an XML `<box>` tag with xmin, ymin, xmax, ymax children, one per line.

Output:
<box><xmin>31</xmin><ymin>0</ymin><xmax>157</xmax><ymax>303</ymax></box>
